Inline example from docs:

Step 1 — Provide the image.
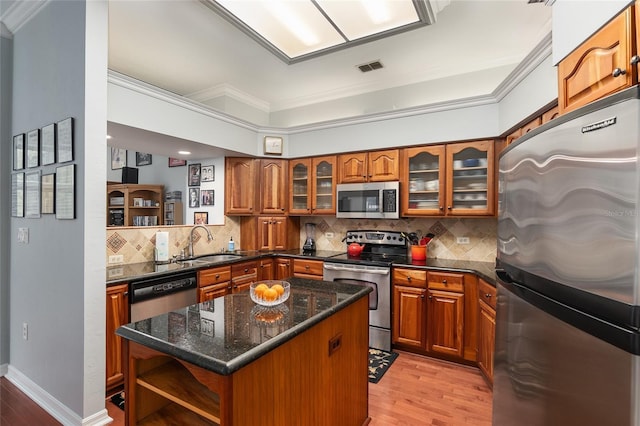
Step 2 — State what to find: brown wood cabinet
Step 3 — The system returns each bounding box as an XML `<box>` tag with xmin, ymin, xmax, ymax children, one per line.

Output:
<box><xmin>289</xmin><ymin>155</ymin><xmax>337</xmax><ymax>215</ymax></box>
<box><xmin>106</xmin><ymin>283</ymin><xmax>128</xmax><ymax>393</ymax></box>
<box><xmin>107</xmin><ymin>184</ymin><xmax>164</xmax><ymax>227</ymax></box>
<box><xmin>338</xmin><ymin>149</ymin><xmax>399</xmax><ymax>183</ymax></box>
<box><xmin>240</xmin><ymin>216</ymin><xmax>300</xmax><ymax>251</ymax></box>
<box><xmin>477</xmin><ymin>278</ymin><xmax>496</xmax><ymax>384</ymax></box>
<box><xmin>426</xmin><ymin>272</ymin><xmax>464</xmax><ymax>358</ymax></box>
<box><xmin>231</xmin><ymin>260</ymin><xmax>258</xmax><ymax>293</ymax></box>
<box><xmin>123</xmin><ymin>295</ymin><xmax>369</xmax><ymax>425</ymax></box>
<box><xmin>558</xmin><ymin>8</ymin><xmax>636</xmax><ymax>114</ymax></box>
<box><xmin>293</xmin><ymin>258</ymin><xmax>324</xmax><ymax>280</ymax></box>
<box><xmin>274</xmin><ymin>257</ymin><xmax>293</xmax><ymax>279</ymax></box>
<box><xmin>225</xmin><ymin>157</ymin><xmax>256</xmax><ymax>215</ymax></box>
<box><xmin>198</xmin><ymin>265</ymin><xmax>232</xmax><ymax>302</ymax></box>
<box><xmin>392</xmin><ymin>268</ymin><xmax>427</xmax><ymax>349</ymax></box>
<box><xmin>258</xmin><ymin>159</ymin><xmax>288</xmax><ymax>214</ymax></box>
<box><xmin>402</xmin><ymin>140</ymin><xmax>495</xmax><ymax>217</ymax></box>
<box><xmin>259</xmin><ymin>257</ymin><xmax>274</xmax><ymax>280</ymax></box>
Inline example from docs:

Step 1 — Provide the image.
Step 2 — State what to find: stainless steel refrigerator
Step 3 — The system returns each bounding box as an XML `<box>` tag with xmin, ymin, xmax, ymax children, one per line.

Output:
<box><xmin>495</xmin><ymin>87</ymin><xmax>640</xmax><ymax>426</ymax></box>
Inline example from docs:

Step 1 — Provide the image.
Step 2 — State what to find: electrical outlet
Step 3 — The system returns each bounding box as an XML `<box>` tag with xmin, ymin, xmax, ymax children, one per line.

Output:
<box><xmin>22</xmin><ymin>323</ymin><xmax>28</xmax><ymax>340</ymax></box>
<box><xmin>108</xmin><ymin>255</ymin><xmax>124</xmax><ymax>264</ymax></box>
<box><xmin>325</xmin><ymin>232</ymin><xmax>334</xmax><ymax>239</ymax></box>
<box><xmin>457</xmin><ymin>237</ymin><xmax>470</xmax><ymax>245</ymax></box>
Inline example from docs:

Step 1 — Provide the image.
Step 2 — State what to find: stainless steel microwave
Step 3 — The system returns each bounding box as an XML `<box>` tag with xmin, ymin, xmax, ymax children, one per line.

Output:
<box><xmin>336</xmin><ymin>181</ymin><xmax>400</xmax><ymax>219</ymax></box>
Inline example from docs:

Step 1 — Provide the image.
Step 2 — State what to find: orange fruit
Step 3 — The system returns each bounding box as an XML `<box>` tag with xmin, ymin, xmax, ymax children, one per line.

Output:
<box><xmin>262</xmin><ymin>288</ymin><xmax>278</xmax><ymax>302</ymax></box>
<box><xmin>272</xmin><ymin>284</ymin><xmax>285</xmax><ymax>296</ymax></box>
<box><xmin>254</xmin><ymin>283</ymin><xmax>269</xmax><ymax>298</ymax></box>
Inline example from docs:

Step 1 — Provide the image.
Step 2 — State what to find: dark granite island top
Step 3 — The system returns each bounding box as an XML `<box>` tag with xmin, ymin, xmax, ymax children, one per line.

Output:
<box><xmin>116</xmin><ymin>277</ymin><xmax>372</xmax><ymax>376</ymax></box>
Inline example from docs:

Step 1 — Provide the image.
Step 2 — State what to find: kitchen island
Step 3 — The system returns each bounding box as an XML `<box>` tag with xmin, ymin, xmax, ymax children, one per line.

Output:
<box><xmin>116</xmin><ymin>277</ymin><xmax>372</xmax><ymax>425</ymax></box>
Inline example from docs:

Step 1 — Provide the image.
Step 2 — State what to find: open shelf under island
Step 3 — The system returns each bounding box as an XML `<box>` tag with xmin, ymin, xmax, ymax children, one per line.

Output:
<box><xmin>116</xmin><ymin>277</ymin><xmax>372</xmax><ymax>425</ymax></box>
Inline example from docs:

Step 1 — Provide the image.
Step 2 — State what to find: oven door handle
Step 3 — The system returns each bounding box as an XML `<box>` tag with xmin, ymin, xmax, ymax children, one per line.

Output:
<box><xmin>323</xmin><ymin>264</ymin><xmax>390</xmax><ymax>275</ymax></box>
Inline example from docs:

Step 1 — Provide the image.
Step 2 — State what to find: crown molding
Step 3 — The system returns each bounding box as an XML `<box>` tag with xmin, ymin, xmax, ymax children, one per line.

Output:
<box><xmin>492</xmin><ymin>30</ymin><xmax>553</xmax><ymax>102</ymax></box>
<box><xmin>0</xmin><ymin>0</ymin><xmax>48</xmax><ymax>35</ymax></box>
<box><xmin>108</xmin><ymin>70</ymin><xmax>260</xmax><ymax>132</ymax></box>
<box><xmin>186</xmin><ymin>83</ymin><xmax>271</xmax><ymax>112</ymax></box>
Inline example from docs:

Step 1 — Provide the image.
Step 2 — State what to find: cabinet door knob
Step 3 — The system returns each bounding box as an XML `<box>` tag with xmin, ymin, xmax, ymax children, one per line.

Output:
<box><xmin>421</xmin><ymin>294</ymin><xmax>425</xmax><ymax>299</ymax></box>
<box><xmin>407</xmin><ymin>276</ymin><xmax>412</xmax><ymax>282</ymax></box>
<box><xmin>281</xmin><ymin>208</ymin><xmax>285</xmax><ymax>211</ymax></box>
<box><xmin>442</xmin><ymin>279</ymin><xmax>447</xmax><ymax>285</ymax></box>
<box><xmin>215</xmin><ymin>274</ymin><xmax>220</xmax><ymax>279</ymax></box>
<box><xmin>305</xmin><ymin>265</ymin><xmax>310</xmax><ymax>270</ymax></box>
<box><xmin>447</xmin><ymin>205</ymin><xmax>452</xmax><ymax>210</ymax></box>
<box><xmin>485</xmin><ymin>293</ymin><xmax>492</xmax><ymax>298</ymax></box>
<box><xmin>631</xmin><ymin>56</ymin><xmax>640</xmax><ymax>66</ymax></box>
<box><xmin>428</xmin><ymin>295</ymin><xmax>433</xmax><ymax>300</ymax></box>
<box><xmin>612</xmin><ymin>68</ymin><xmax>626</xmax><ymax>77</ymax></box>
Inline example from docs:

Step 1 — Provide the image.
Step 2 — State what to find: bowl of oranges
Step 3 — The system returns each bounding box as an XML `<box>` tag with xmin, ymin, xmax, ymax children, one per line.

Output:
<box><xmin>250</xmin><ymin>280</ymin><xmax>290</xmax><ymax>306</ymax></box>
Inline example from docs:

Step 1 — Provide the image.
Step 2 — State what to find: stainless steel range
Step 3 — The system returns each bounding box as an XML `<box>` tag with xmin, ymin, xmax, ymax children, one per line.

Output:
<box><xmin>323</xmin><ymin>230</ymin><xmax>408</xmax><ymax>351</ymax></box>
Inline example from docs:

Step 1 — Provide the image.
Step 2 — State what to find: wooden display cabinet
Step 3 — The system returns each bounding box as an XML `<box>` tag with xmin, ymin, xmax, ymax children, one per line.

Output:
<box><xmin>164</xmin><ymin>201</ymin><xmax>183</xmax><ymax>226</ymax></box>
<box><xmin>289</xmin><ymin>155</ymin><xmax>337</xmax><ymax>215</ymax></box>
<box><xmin>107</xmin><ymin>184</ymin><xmax>164</xmax><ymax>227</ymax></box>
<box><xmin>338</xmin><ymin>149</ymin><xmax>399</xmax><ymax>183</ymax></box>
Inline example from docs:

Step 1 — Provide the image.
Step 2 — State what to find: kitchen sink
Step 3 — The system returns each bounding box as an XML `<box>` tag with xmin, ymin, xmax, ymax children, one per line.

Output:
<box><xmin>194</xmin><ymin>254</ymin><xmax>244</xmax><ymax>263</ymax></box>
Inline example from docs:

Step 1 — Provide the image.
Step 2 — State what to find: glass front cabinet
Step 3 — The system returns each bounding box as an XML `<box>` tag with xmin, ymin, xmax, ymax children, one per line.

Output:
<box><xmin>402</xmin><ymin>140</ymin><xmax>494</xmax><ymax>217</ymax></box>
<box><xmin>289</xmin><ymin>155</ymin><xmax>337</xmax><ymax>215</ymax></box>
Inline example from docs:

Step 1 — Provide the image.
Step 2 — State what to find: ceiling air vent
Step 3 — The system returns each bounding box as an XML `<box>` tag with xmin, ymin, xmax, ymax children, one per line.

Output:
<box><xmin>358</xmin><ymin>61</ymin><xmax>384</xmax><ymax>73</ymax></box>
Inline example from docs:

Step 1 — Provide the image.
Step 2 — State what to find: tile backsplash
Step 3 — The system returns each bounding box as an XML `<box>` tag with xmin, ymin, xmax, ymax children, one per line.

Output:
<box><xmin>106</xmin><ymin>216</ymin><xmax>496</xmax><ymax>265</ymax></box>
<box><xmin>299</xmin><ymin>216</ymin><xmax>497</xmax><ymax>262</ymax></box>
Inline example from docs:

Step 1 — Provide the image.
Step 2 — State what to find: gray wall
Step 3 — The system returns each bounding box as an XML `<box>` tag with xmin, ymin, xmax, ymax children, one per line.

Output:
<box><xmin>9</xmin><ymin>0</ymin><xmax>107</xmax><ymax>422</ymax></box>
<box><xmin>0</xmin><ymin>29</ymin><xmax>12</xmax><ymax>370</ymax></box>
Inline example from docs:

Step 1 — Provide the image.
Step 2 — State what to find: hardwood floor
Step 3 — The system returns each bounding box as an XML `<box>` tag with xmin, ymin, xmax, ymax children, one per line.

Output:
<box><xmin>4</xmin><ymin>351</ymin><xmax>492</xmax><ymax>425</ymax></box>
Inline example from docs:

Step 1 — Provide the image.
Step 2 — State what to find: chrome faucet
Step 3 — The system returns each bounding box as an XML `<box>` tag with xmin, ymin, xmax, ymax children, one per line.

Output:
<box><xmin>189</xmin><ymin>225</ymin><xmax>213</xmax><ymax>258</ymax></box>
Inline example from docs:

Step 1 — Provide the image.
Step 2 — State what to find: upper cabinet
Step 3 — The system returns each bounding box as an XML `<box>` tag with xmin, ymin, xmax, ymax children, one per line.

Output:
<box><xmin>338</xmin><ymin>149</ymin><xmax>399</xmax><ymax>183</ymax></box>
<box><xmin>401</xmin><ymin>141</ymin><xmax>495</xmax><ymax>217</ymax></box>
<box><xmin>225</xmin><ymin>157</ymin><xmax>257</xmax><ymax>215</ymax></box>
<box><xmin>558</xmin><ymin>7</ymin><xmax>636</xmax><ymax>114</ymax></box>
<box><xmin>225</xmin><ymin>158</ymin><xmax>288</xmax><ymax>215</ymax></box>
<box><xmin>258</xmin><ymin>159</ymin><xmax>288</xmax><ymax>215</ymax></box>
<box><xmin>290</xmin><ymin>155</ymin><xmax>337</xmax><ymax>215</ymax></box>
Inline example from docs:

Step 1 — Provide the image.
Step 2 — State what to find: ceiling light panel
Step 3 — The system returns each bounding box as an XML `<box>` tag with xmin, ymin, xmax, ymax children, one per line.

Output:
<box><xmin>215</xmin><ymin>0</ymin><xmax>346</xmax><ymax>58</ymax></box>
<box><xmin>316</xmin><ymin>0</ymin><xmax>419</xmax><ymax>40</ymax></box>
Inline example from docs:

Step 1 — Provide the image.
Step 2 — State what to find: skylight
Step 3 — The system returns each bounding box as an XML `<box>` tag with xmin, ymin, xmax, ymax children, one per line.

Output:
<box><xmin>201</xmin><ymin>0</ymin><xmax>437</xmax><ymax>63</ymax></box>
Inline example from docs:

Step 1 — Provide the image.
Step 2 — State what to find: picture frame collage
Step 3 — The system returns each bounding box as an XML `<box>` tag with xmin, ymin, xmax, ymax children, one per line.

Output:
<box><xmin>11</xmin><ymin>117</ymin><xmax>75</xmax><ymax>219</ymax></box>
<box><xmin>187</xmin><ymin>163</ymin><xmax>215</xmax><ymax>224</ymax></box>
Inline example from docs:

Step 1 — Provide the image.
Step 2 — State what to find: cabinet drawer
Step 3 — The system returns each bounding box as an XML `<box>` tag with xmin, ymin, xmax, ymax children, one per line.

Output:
<box><xmin>293</xmin><ymin>259</ymin><xmax>323</xmax><ymax>276</ymax></box>
<box><xmin>393</xmin><ymin>268</ymin><xmax>427</xmax><ymax>288</ymax></box>
<box><xmin>478</xmin><ymin>279</ymin><xmax>496</xmax><ymax>310</ymax></box>
<box><xmin>232</xmin><ymin>261</ymin><xmax>258</xmax><ymax>277</ymax></box>
<box><xmin>427</xmin><ymin>271</ymin><xmax>464</xmax><ymax>293</ymax></box>
<box><xmin>198</xmin><ymin>266</ymin><xmax>231</xmax><ymax>287</ymax></box>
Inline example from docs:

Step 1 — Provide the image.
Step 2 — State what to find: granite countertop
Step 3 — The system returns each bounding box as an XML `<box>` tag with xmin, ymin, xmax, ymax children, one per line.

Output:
<box><xmin>116</xmin><ymin>277</ymin><xmax>371</xmax><ymax>375</ymax></box>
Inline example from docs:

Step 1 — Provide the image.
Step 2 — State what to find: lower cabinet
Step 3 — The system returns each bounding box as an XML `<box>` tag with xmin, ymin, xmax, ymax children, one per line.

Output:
<box><xmin>274</xmin><ymin>257</ymin><xmax>293</xmax><ymax>279</ymax></box>
<box><xmin>477</xmin><ymin>278</ymin><xmax>496</xmax><ymax>384</ymax></box>
<box><xmin>259</xmin><ymin>257</ymin><xmax>274</xmax><ymax>280</ymax></box>
<box><xmin>231</xmin><ymin>260</ymin><xmax>258</xmax><ymax>293</ymax></box>
<box><xmin>198</xmin><ymin>265</ymin><xmax>231</xmax><ymax>302</ymax></box>
<box><xmin>392</xmin><ymin>268</ymin><xmax>468</xmax><ymax>362</ymax></box>
<box><xmin>292</xmin><ymin>258</ymin><xmax>324</xmax><ymax>280</ymax></box>
<box><xmin>106</xmin><ymin>283</ymin><xmax>128</xmax><ymax>393</ymax></box>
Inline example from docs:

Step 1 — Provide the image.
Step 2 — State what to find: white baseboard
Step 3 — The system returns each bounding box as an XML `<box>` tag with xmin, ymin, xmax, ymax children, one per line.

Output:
<box><xmin>6</xmin><ymin>366</ymin><xmax>113</xmax><ymax>426</ymax></box>
<box><xmin>0</xmin><ymin>363</ymin><xmax>8</xmax><ymax>376</ymax></box>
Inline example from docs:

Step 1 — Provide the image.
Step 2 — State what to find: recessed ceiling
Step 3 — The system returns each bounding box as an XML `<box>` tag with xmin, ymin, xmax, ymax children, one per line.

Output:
<box><xmin>107</xmin><ymin>0</ymin><xmax>552</xmax><ymax>155</ymax></box>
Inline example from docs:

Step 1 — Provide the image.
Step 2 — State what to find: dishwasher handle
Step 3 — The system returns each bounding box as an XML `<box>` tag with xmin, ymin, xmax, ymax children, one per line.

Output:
<box><xmin>323</xmin><ymin>263</ymin><xmax>390</xmax><ymax>275</ymax></box>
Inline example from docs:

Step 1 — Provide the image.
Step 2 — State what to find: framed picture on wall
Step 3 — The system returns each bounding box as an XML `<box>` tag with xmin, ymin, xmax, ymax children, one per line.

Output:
<box><xmin>111</xmin><ymin>147</ymin><xmax>127</xmax><ymax>170</ymax></box>
<box><xmin>194</xmin><ymin>211</ymin><xmax>208</xmax><ymax>225</ymax></box>
<box><xmin>13</xmin><ymin>134</ymin><xmax>25</xmax><ymax>171</ymax></box>
<box><xmin>168</xmin><ymin>157</ymin><xmax>186</xmax><ymax>167</ymax></box>
<box><xmin>27</xmin><ymin>129</ymin><xmax>40</xmax><ymax>168</ymax></box>
<box><xmin>57</xmin><ymin>117</ymin><xmax>74</xmax><ymax>163</ymax></box>
<box><xmin>189</xmin><ymin>187</ymin><xmax>200</xmax><ymax>208</ymax></box>
<box><xmin>136</xmin><ymin>152</ymin><xmax>152</xmax><ymax>166</ymax></box>
<box><xmin>188</xmin><ymin>163</ymin><xmax>201</xmax><ymax>186</ymax></box>
<box><xmin>201</xmin><ymin>165</ymin><xmax>214</xmax><ymax>182</ymax></box>
<box><xmin>201</xmin><ymin>189</ymin><xmax>214</xmax><ymax>206</ymax></box>
<box><xmin>41</xmin><ymin>123</ymin><xmax>56</xmax><ymax>166</ymax></box>
<box><xmin>41</xmin><ymin>173</ymin><xmax>55</xmax><ymax>214</ymax></box>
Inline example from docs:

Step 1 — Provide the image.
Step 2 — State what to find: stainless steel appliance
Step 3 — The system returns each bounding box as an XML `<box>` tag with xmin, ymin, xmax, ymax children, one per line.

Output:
<box><xmin>129</xmin><ymin>271</ymin><xmax>198</xmax><ymax>322</ymax></box>
<box><xmin>323</xmin><ymin>230</ymin><xmax>408</xmax><ymax>351</ymax></box>
<box><xmin>495</xmin><ymin>87</ymin><xmax>640</xmax><ymax>425</ymax></box>
<box><xmin>336</xmin><ymin>181</ymin><xmax>400</xmax><ymax>219</ymax></box>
